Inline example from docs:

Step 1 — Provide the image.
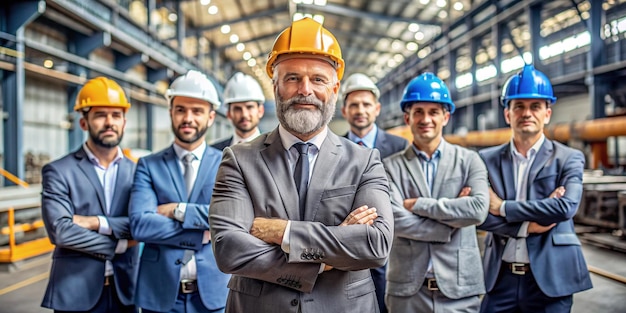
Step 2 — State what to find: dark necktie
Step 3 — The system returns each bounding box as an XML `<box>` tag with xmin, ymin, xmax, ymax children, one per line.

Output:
<box><xmin>182</xmin><ymin>153</ymin><xmax>196</xmax><ymax>265</ymax></box>
<box><xmin>293</xmin><ymin>143</ymin><xmax>313</xmax><ymax>220</ymax></box>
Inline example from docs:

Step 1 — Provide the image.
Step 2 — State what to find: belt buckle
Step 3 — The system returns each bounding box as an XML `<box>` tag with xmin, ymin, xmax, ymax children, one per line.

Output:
<box><xmin>511</xmin><ymin>263</ymin><xmax>526</xmax><ymax>275</ymax></box>
<box><xmin>427</xmin><ymin>278</ymin><xmax>438</xmax><ymax>291</ymax></box>
<box><xmin>180</xmin><ymin>279</ymin><xmax>196</xmax><ymax>294</ymax></box>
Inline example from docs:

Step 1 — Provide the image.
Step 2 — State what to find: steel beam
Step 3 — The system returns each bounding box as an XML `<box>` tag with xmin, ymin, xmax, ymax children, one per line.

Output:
<box><xmin>588</xmin><ymin>0</ymin><xmax>607</xmax><ymax>119</ymax></box>
<box><xmin>297</xmin><ymin>3</ymin><xmax>437</xmax><ymax>27</ymax></box>
<box><xmin>115</xmin><ymin>52</ymin><xmax>147</xmax><ymax>72</ymax></box>
<box><xmin>193</xmin><ymin>5</ymin><xmax>289</xmax><ymax>33</ymax></box>
<box><xmin>1</xmin><ymin>1</ymin><xmax>45</xmax><ymax>186</ymax></box>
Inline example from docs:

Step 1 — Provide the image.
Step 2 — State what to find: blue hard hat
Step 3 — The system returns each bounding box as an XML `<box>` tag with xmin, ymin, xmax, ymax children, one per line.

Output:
<box><xmin>501</xmin><ymin>64</ymin><xmax>556</xmax><ymax>107</ymax></box>
<box><xmin>400</xmin><ymin>72</ymin><xmax>455</xmax><ymax>114</ymax></box>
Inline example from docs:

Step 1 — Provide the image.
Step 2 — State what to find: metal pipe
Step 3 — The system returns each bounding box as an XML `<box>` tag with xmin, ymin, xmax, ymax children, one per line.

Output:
<box><xmin>388</xmin><ymin>116</ymin><xmax>626</xmax><ymax>147</ymax></box>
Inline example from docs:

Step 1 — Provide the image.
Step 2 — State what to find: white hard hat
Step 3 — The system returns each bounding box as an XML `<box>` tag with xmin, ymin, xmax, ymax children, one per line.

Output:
<box><xmin>165</xmin><ymin>70</ymin><xmax>221</xmax><ymax>110</ymax></box>
<box><xmin>223</xmin><ymin>72</ymin><xmax>265</xmax><ymax>106</ymax></box>
<box><xmin>341</xmin><ymin>73</ymin><xmax>380</xmax><ymax>101</ymax></box>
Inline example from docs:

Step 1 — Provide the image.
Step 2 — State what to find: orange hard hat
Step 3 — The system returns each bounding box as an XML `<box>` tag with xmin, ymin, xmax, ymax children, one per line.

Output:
<box><xmin>74</xmin><ymin>77</ymin><xmax>131</xmax><ymax>112</ymax></box>
<box><xmin>266</xmin><ymin>17</ymin><xmax>344</xmax><ymax>80</ymax></box>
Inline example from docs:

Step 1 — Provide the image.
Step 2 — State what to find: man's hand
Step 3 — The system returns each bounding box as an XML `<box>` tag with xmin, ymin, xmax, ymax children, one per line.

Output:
<box><xmin>528</xmin><ymin>222</ymin><xmax>556</xmax><ymax>234</ymax></box>
<box><xmin>488</xmin><ymin>188</ymin><xmax>503</xmax><ymax>216</ymax></box>
<box><xmin>340</xmin><ymin>205</ymin><xmax>378</xmax><ymax>226</ymax></box>
<box><xmin>549</xmin><ymin>186</ymin><xmax>566</xmax><ymax>199</ymax></box>
<box><xmin>73</xmin><ymin>215</ymin><xmax>99</xmax><ymax>231</ymax></box>
<box><xmin>250</xmin><ymin>218</ymin><xmax>288</xmax><ymax>245</ymax></box>
<box><xmin>458</xmin><ymin>187</ymin><xmax>471</xmax><ymax>197</ymax></box>
<box><xmin>157</xmin><ymin>203</ymin><xmax>177</xmax><ymax>219</ymax></box>
<box><xmin>403</xmin><ymin>198</ymin><xmax>417</xmax><ymax>212</ymax></box>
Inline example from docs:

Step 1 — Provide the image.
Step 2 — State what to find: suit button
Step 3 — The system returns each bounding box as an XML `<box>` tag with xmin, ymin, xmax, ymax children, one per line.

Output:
<box><xmin>290</xmin><ymin>299</ymin><xmax>299</xmax><ymax>306</ymax></box>
<box><xmin>175</xmin><ymin>259</ymin><xmax>182</xmax><ymax>265</ymax></box>
<box><xmin>300</xmin><ymin>253</ymin><xmax>307</xmax><ymax>260</ymax></box>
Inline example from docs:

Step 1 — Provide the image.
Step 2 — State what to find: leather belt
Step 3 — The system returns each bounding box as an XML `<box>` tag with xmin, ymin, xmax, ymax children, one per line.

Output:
<box><xmin>180</xmin><ymin>279</ymin><xmax>198</xmax><ymax>294</ymax></box>
<box><xmin>503</xmin><ymin>262</ymin><xmax>531</xmax><ymax>275</ymax></box>
<box><xmin>104</xmin><ymin>275</ymin><xmax>113</xmax><ymax>286</ymax></box>
<box><xmin>423</xmin><ymin>278</ymin><xmax>438</xmax><ymax>291</ymax></box>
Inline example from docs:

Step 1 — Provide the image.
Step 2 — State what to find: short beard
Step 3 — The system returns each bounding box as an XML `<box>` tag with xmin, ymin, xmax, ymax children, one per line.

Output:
<box><xmin>172</xmin><ymin>123</ymin><xmax>209</xmax><ymax>144</ymax></box>
<box><xmin>276</xmin><ymin>94</ymin><xmax>336</xmax><ymax>136</ymax></box>
<box><xmin>88</xmin><ymin>126</ymin><xmax>123</xmax><ymax>148</ymax></box>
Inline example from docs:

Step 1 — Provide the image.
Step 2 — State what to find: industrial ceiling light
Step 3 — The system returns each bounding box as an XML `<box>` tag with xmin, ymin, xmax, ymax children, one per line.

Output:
<box><xmin>221</xmin><ymin>25</ymin><xmax>230</xmax><ymax>34</ymax></box>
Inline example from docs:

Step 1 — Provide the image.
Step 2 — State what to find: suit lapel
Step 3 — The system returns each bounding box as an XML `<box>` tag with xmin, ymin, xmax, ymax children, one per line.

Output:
<box><xmin>527</xmin><ymin>140</ymin><xmax>553</xmax><ymax>188</ymax></box>
<box><xmin>500</xmin><ymin>145</ymin><xmax>516</xmax><ymax>200</ymax></box>
<box><xmin>260</xmin><ymin>129</ymin><xmax>299</xmax><ymax>220</ymax></box>
<box><xmin>163</xmin><ymin>146</ymin><xmax>187</xmax><ymax>201</ymax></box>
<box><xmin>189</xmin><ymin>148</ymin><xmax>220</xmax><ymax>201</ymax></box>
<box><xmin>401</xmin><ymin>146</ymin><xmax>431</xmax><ymax>198</ymax></box>
<box><xmin>373</xmin><ymin>130</ymin><xmax>388</xmax><ymax>154</ymax></box>
<box><xmin>307</xmin><ymin>132</ymin><xmax>341</xmax><ymax>221</ymax></box>
<box><xmin>75</xmin><ymin>148</ymin><xmax>106</xmax><ymax>215</ymax></box>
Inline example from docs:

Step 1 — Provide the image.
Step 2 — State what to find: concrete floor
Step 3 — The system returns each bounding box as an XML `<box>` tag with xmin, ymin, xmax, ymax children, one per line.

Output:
<box><xmin>0</xmin><ymin>244</ymin><xmax>624</xmax><ymax>313</ymax></box>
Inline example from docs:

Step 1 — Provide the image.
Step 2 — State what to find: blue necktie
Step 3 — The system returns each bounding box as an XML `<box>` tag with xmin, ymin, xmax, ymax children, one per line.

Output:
<box><xmin>294</xmin><ymin>143</ymin><xmax>313</xmax><ymax>220</ymax></box>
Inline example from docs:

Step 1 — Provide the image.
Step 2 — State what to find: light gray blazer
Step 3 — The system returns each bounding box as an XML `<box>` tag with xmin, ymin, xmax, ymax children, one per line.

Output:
<box><xmin>209</xmin><ymin>128</ymin><xmax>394</xmax><ymax>313</ymax></box>
<box><xmin>383</xmin><ymin>140</ymin><xmax>489</xmax><ymax>300</ymax></box>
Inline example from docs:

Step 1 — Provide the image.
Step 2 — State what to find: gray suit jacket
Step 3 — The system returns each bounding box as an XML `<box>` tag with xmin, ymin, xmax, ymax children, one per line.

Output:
<box><xmin>209</xmin><ymin>128</ymin><xmax>394</xmax><ymax>313</ymax></box>
<box><xmin>383</xmin><ymin>140</ymin><xmax>489</xmax><ymax>300</ymax></box>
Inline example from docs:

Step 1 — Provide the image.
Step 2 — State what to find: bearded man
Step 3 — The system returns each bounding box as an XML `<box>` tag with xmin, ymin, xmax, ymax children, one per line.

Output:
<box><xmin>129</xmin><ymin>70</ymin><xmax>230</xmax><ymax>313</ymax></box>
<box><xmin>209</xmin><ymin>18</ymin><xmax>393</xmax><ymax>313</ymax></box>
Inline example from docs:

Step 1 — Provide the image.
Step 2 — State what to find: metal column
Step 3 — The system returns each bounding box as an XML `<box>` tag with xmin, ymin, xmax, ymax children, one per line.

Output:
<box><xmin>0</xmin><ymin>1</ymin><xmax>45</xmax><ymax>186</ymax></box>
<box><xmin>588</xmin><ymin>0</ymin><xmax>607</xmax><ymax>119</ymax></box>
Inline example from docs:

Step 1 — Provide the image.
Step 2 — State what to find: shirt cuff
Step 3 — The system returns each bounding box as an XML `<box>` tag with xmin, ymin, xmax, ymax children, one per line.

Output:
<box><xmin>115</xmin><ymin>239</ymin><xmax>128</xmax><ymax>254</ymax></box>
<box><xmin>499</xmin><ymin>201</ymin><xmax>507</xmax><ymax>217</ymax></box>
<box><xmin>174</xmin><ymin>203</ymin><xmax>187</xmax><ymax>222</ymax></box>
<box><xmin>281</xmin><ymin>221</ymin><xmax>292</xmax><ymax>253</ymax></box>
<box><xmin>517</xmin><ymin>221</ymin><xmax>530</xmax><ymax>238</ymax></box>
<box><xmin>318</xmin><ymin>263</ymin><xmax>326</xmax><ymax>274</ymax></box>
<box><xmin>97</xmin><ymin>216</ymin><xmax>112</xmax><ymax>235</ymax></box>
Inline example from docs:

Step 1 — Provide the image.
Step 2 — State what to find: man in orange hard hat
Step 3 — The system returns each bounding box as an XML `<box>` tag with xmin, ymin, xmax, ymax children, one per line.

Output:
<box><xmin>41</xmin><ymin>77</ymin><xmax>139</xmax><ymax>313</ymax></box>
<box><xmin>210</xmin><ymin>18</ymin><xmax>393</xmax><ymax>313</ymax></box>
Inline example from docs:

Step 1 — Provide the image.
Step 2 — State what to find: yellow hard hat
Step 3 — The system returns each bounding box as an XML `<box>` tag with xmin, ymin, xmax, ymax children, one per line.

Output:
<box><xmin>266</xmin><ymin>17</ymin><xmax>344</xmax><ymax>80</ymax></box>
<box><xmin>74</xmin><ymin>77</ymin><xmax>131</xmax><ymax>112</ymax></box>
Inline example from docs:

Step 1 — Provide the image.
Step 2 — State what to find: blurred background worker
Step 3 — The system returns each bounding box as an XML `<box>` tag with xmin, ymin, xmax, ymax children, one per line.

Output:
<box><xmin>130</xmin><ymin>70</ymin><xmax>230</xmax><ymax>313</ymax></box>
<box><xmin>211</xmin><ymin>72</ymin><xmax>265</xmax><ymax>150</ymax></box>
<box><xmin>41</xmin><ymin>77</ymin><xmax>139</xmax><ymax>313</ymax></box>
<box><xmin>384</xmin><ymin>73</ymin><xmax>489</xmax><ymax>313</ymax></box>
<box><xmin>478</xmin><ymin>64</ymin><xmax>592</xmax><ymax>313</ymax></box>
<box><xmin>210</xmin><ymin>17</ymin><xmax>393</xmax><ymax>313</ymax></box>
<box><xmin>340</xmin><ymin>72</ymin><xmax>407</xmax><ymax>313</ymax></box>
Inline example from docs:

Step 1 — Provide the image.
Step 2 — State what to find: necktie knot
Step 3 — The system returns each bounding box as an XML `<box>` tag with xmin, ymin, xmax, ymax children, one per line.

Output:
<box><xmin>357</xmin><ymin>141</ymin><xmax>365</xmax><ymax>146</ymax></box>
<box><xmin>183</xmin><ymin>153</ymin><xmax>196</xmax><ymax>165</ymax></box>
<box><xmin>294</xmin><ymin>142</ymin><xmax>312</xmax><ymax>155</ymax></box>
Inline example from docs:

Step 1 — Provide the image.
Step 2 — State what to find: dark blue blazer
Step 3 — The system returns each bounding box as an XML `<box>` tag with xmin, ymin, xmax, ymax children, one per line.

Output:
<box><xmin>130</xmin><ymin>145</ymin><xmax>230</xmax><ymax>311</ymax></box>
<box><xmin>344</xmin><ymin>128</ymin><xmax>408</xmax><ymax>159</ymax></box>
<box><xmin>211</xmin><ymin>137</ymin><xmax>232</xmax><ymax>151</ymax></box>
<box><xmin>478</xmin><ymin>140</ymin><xmax>592</xmax><ymax>297</ymax></box>
<box><xmin>41</xmin><ymin>147</ymin><xmax>139</xmax><ymax>311</ymax></box>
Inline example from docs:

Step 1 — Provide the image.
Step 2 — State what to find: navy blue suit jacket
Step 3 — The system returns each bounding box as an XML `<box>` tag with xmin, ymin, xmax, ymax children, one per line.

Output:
<box><xmin>344</xmin><ymin>128</ymin><xmax>408</xmax><ymax>159</ymax></box>
<box><xmin>211</xmin><ymin>137</ymin><xmax>232</xmax><ymax>151</ymax></box>
<box><xmin>41</xmin><ymin>147</ymin><xmax>139</xmax><ymax>311</ymax></box>
<box><xmin>130</xmin><ymin>145</ymin><xmax>230</xmax><ymax>311</ymax></box>
<box><xmin>478</xmin><ymin>140</ymin><xmax>592</xmax><ymax>297</ymax></box>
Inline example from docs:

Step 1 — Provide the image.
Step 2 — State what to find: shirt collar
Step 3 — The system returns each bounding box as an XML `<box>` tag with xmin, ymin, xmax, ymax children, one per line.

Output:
<box><xmin>232</xmin><ymin>128</ymin><xmax>261</xmax><ymax>144</ymax></box>
<box><xmin>347</xmin><ymin>124</ymin><xmax>378</xmax><ymax>148</ymax></box>
<box><xmin>82</xmin><ymin>143</ymin><xmax>123</xmax><ymax>166</ymax></box>
<box><xmin>412</xmin><ymin>139</ymin><xmax>444</xmax><ymax>161</ymax></box>
<box><xmin>510</xmin><ymin>134</ymin><xmax>545</xmax><ymax>159</ymax></box>
<box><xmin>173</xmin><ymin>141</ymin><xmax>206</xmax><ymax>161</ymax></box>
<box><xmin>279</xmin><ymin>124</ymin><xmax>327</xmax><ymax>152</ymax></box>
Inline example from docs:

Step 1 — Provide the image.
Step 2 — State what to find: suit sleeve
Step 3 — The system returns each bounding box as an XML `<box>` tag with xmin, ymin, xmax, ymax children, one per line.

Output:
<box><xmin>478</xmin><ymin>214</ymin><xmax>524</xmax><ymax>238</ymax></box>
<box><xmin>106</xmin><ymin>216</ymin><xmax>133</xmax><ymax>239</ymax></box>
<box><xmin>385</xmin><ymin>165</ymin><xmax>453</xmax><ymax>243</ymax></box>
<box><xmin>129</xmin><ymin>158</ymin><xmax>203</xmax><ymax>250</ymax></box>
<box><xmin>411</xmin><ymin>152</ymin><xmax>490</xmax><ymax>228</ymax></box>
<box><xmin>503</xmin><ymin>150</ymin><xmax>584</xmax><ymax>225</ymax></box>
<box><xmin>41</xmin><ymin>164</ymin><xmax>116</xmax><ymax>260</ymax></box>
<box><xmin>287</xmin><ymin>150</ymin><xmax>393</xmax><ymax>271</ymax></box>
